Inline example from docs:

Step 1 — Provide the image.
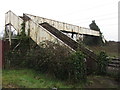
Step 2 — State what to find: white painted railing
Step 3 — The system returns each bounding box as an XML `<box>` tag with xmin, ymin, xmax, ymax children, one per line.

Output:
<box><xmin>25</xmin><ymin>13</ymin><xmax>100</xmax><ymax>36</ymax></box>
<box><xmin>5</xmin><ymin>10</ymin><xmax>23</xmax><ymax>34</ymax></box>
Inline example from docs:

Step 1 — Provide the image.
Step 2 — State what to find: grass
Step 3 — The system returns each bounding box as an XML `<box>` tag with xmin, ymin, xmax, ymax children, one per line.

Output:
<box><xmin>2</xmin><ymin>69</ymin><xmax>120</xmax><ymax>88</ymax></box>
<box><xmin>87</xmin><ymin>41</ymin><xmax>120</xmax><ymax>58</ymax></box>
<box><xmin>2</xmin><ymin>69</ymin><xmax>81</xmax><ymax>88</ymax></box>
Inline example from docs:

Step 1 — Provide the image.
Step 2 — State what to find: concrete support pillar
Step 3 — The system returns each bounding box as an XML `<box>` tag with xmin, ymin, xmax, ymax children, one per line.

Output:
<box><xmin>9</xmin><ymin>25</ymin><xmax>12</xmax><ymax>45</ymax></box>
<box><xmin>81</xmin><ymin>34</ymin><xmax>84</xmax><ymax>41</ymax></box>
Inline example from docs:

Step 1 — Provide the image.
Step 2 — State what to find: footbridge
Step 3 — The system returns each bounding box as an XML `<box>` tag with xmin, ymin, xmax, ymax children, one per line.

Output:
<box><xmin>5</xmin><ymin>10</ymin><xmax>102</xmax><ymax>70</ymax></box>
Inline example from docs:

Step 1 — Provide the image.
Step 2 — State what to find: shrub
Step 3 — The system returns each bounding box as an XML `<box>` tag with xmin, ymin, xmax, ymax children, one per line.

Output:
<box><xmin>4</xmin><ymin>38</ymin><xmax>30</xmax><ymax>68</ymax></box>
<box><xmin>25</xmin><ymin>41</ymin><xmax>71</xmax><ymax>76</ymax></box>
<box><xmin>5</xmin><ymin>50</ymin><xmax>26</xmax><ymax>68</ymax></box>
<box><xmin>5</xmin><ymin>40</ymin><xmax>87</xmax><ymax>83</ymax></box>
<box><xmin>24</xmin><ymin>41</ymin><xmax>87</xmax><ymax>83</ymax></box>
<box><xmin>116</xmin><ymin>70</ymin><xmax>120</xmax><ymax>82</ymax></box>
<box><xmin>97</xmin><ymin>51</ymin><xmax>109</xmax><ymax>75</ymax></box>
<box><xmin>68</xmin><ymin>51</ymin><xmax>87</xmax><ymax>83</ymax></box>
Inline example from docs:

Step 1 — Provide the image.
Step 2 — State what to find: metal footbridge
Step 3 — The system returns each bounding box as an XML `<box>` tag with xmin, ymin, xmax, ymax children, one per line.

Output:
<box><xmin>5</xmin><ymin>10</ymin><xmax>101</xmax><ymax>69</ymax></box>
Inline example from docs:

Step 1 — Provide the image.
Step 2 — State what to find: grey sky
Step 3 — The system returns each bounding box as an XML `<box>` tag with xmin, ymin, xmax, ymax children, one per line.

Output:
<box><xmin>0</xmin><ymin>0</ymin><xmax>119</xmax><ymax>41</ymax></box>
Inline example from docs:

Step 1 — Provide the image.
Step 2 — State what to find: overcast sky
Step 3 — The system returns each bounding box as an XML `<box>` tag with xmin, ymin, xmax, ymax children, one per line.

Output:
<box><xmin>0</xmin><ymin>0</ymin><xmax>119</xmax><ymax>41</ymax></box>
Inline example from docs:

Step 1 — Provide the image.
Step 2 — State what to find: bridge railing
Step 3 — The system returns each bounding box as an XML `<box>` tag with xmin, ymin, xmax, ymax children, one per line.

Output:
<box><xmin>5</xmin><ymin>10</ymin><xmax>23</xmax><ymax>34</ymax></box>
<box><xmin>24</xmin><ymin>13</ymin><xmax>100</xmax><ymax>36</ymax></box>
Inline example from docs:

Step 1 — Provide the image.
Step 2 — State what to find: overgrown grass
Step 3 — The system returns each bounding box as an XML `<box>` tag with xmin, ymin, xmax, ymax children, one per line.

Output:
<box><xmin>3</xmin><ymin>69</ymin><xmax>119</xmax><ymax>88</ymax></box>
<box><xmin>87</xmin><ymin>45</ymin><xmax>119</xmax><ymax>58</ymax></box>
<box><xmin>2</xmin><ymin>69</ymin><xmax>84</xmax><ymax>88</ymax></box>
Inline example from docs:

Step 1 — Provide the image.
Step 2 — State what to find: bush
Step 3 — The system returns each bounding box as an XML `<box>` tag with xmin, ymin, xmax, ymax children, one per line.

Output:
<box><xmin>5</xmin><ymin>50</ymin><xmax>26</xmax><ymax>68</ymax></box>
<box><xmin>97</xmin><ymin>51</ymin><xmax>109</xmax><ymax>75</ymax></box>
<box><xmin>5</xmin><ymin>40</ymin><xmax>87</xmax><ymax>83</ymax></box>
<box><xmin>68</xmin><ymin>51</ymin><xmax>87</xmax><ymax>83</ymax></box>
<box><xmin>5</xmin><ymin>37</ymin><xmax>30</xmax><ymax>68</ymax></box>
<box><xmin>25</xmin><ymin>41</ymin><xmax>71</xmax><ymax>79</ymax></box>
<box><xmin>27</xmin><ymin>42</ymin><xmax>87</xmax><ymax>83</ymax></box>
<box><xmin>116</xmin><ymin>70</ymin><xmax>120</xmax><ymax>82</ymax></box>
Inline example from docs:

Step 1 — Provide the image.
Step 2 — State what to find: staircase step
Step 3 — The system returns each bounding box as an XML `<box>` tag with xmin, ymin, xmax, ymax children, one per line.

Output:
<box><xmin>108</xmin><ymin>64</ymin><xmax>120</xmax><ymax>68</ymax></box>
<box><xmin>109</xmin><ymin>60</ymin><xmax>120</xmax><ymax>64</ymax></box>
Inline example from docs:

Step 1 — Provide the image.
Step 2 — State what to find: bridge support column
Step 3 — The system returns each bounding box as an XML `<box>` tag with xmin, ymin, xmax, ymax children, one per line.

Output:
<box><xmin>81</xmin><ymin>34</ymin><xmax>84</xmax><ymax>41</ymax></box>
<box><xmin>5</xmin><ymin>24</ymin><xmax>12</xmax><ymax>45</ymax></box>
<box><xmin>8</xmin><ymin>25</ymin><xmax>12</xmax><ymax>45</ymax></box>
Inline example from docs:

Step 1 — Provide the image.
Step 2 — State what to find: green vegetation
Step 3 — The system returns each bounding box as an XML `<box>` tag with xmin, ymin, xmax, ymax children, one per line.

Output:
<box><xmin>5</xmin><ymin>23</ymin><xmax>88</xmax><ymax>83</ymax></box>
<box><xmin>3</xmin><ymin>21</ymin><xmax>119</xmax><ymax>88</ymax></box>
<box><xmin>5</xmin><ymin>23</ymin><xmax>87</xmax><ymax>82</ymax></box>
<box><xmin>5</xmin><ymin>40</ymin><xmax>87</xmax><ymax>83</ymax></box>
<box><xmin>97</xmin><ymin>51</ymin><xmax>109</xmax><ymax>75</ymax></box>
<box><xmin>68</xmin><ymin>51</ymin><xmax>86</xmax><ymax>83</ymax></box>
<box><xmin>117</xmin><ymin>71</ymin><xmax>120</xmax><ymax>82</ymax></box>
<box><xmin>87</xmin><ymin>41</ymin><xmax>120</xmax><ymax>58</ymax></box>
<box><xmin>20</xmin><ymin>21</ymin><xmax>26</xmax><ymax>37</ymax></box>
<box><xmin>2</xmin><ymin>69</ymin><xmax>74</xmax><ymax>88</ymax></box>
<box><xmin>2</xmin><ymin>69</ymin><xmax>119</xmax><ymax>88</ymax></box>
<box><xmin>4</xmin><ymin>38</ymin><xmax>120</xmax><ymax>88</ymax></box>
